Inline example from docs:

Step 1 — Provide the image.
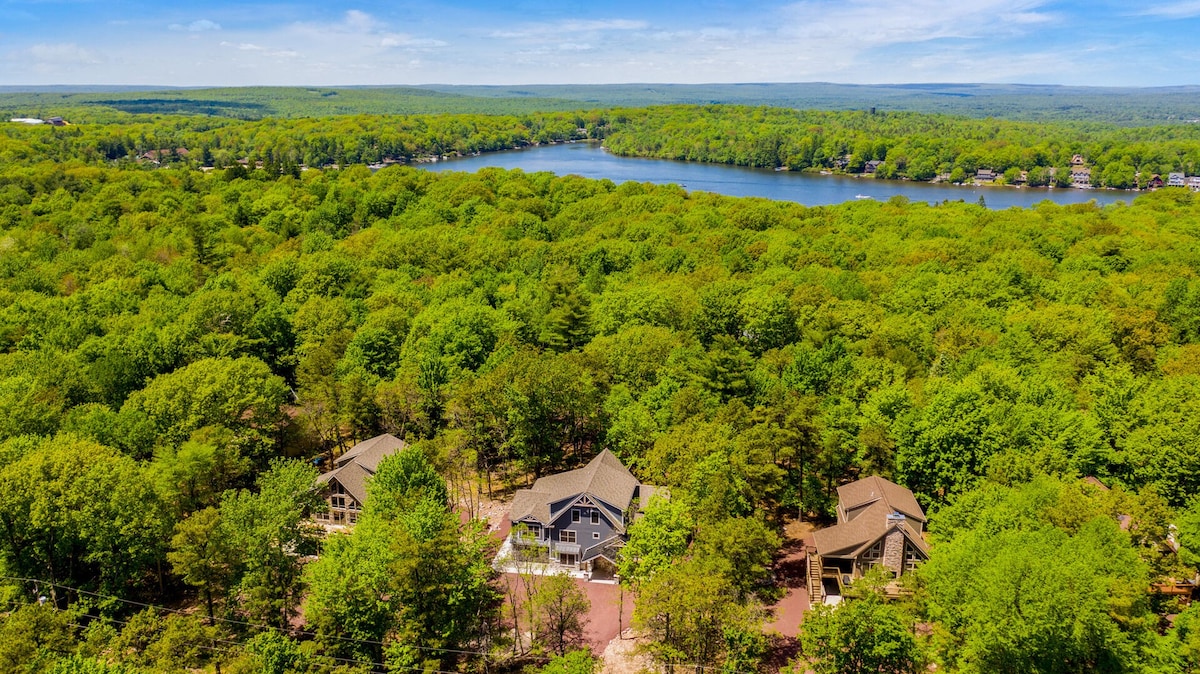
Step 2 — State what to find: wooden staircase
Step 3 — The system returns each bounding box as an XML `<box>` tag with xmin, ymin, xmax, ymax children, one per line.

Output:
<box><xmin>807</xmin><ymin>546</ymin><xmax>823</xmax><ymax>603</ymax></box>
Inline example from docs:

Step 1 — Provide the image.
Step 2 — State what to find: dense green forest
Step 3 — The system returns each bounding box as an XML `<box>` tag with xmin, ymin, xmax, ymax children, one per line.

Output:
<box><xmin>0</xmin><ymin>109</ymin><xmax>597</xmax><ymax>167</ymax></box>
<box><xmin>428</xmin><ymin>82</ymin><xmax>1200</xmax><ymax>126</ymax></box>
<box><xmin>5</xmin><ymin>111</ymin><xmax>1200</xmax><ymax>673</ymax></box>
<box><xmin>0</xmin><ymin>86</ymin><xmax>582</xmax><ymax>121</ymax></box>
<box><xmin>7</xmin><ymin>82</ymin><xmax>1200</xmax><ymax>124</ymax></box>
<box><xmin>602</xmin><ymin>105</ymin><xmax>1200</xmax><ymax>188</ymax></box>
<box><xmin>8</xmin><ymin>103</ymin><xmax>1200</xmax><ymax>193</ymax></box>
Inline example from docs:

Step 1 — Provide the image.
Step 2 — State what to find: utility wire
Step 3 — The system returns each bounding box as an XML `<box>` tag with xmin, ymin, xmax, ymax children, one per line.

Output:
<box><xmin>12</xmin><ymin>574</ymin><xmax>734</xmax><ymax>674</ymax></box>
<box><xmin>4</xmin><ymin>575</ymin><xmax>486</xmax><ymax>658</ymax></box>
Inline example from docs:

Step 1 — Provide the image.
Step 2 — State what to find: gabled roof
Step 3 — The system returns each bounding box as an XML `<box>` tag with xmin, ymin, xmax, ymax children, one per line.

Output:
<box><xmin>837</xmin><ymin>476</ymin><xmax>925</xmax><ymax>524</ymax></box>
<box><xmin>317</xmin><ymin>433</ymin><xmax>407</xmax><ymax>504</ymax></box>
<box><xmin>334</xmin><ymin>433</ymin><xmax>407</xmax><ymax>473</ymax></box>
<box><xmin>509</xmin><ymin>450</ymin><xmax>642</xmax><ymax>527</ymax></box>
<box><xmin>813</xmin><ymin>500</ymin><xmax>930</xmax><ymax>559</ymax></box>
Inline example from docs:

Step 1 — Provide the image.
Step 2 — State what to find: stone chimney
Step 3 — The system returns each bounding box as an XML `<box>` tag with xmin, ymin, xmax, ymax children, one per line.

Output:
<box><xmin>882</xmin><ymin>512</ymin><xmax>907</xmax><ymax>575</ymax></box>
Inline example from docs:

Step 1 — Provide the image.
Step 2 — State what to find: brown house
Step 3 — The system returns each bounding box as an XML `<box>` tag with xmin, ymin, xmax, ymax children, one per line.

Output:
<box><xmin>315</xmin><ymin>433</ymin><xmax>407</xmax><ymax>527</ymax></box>
<box><xmin>809</xmin><ymin>476</ymin><xmax>929</xmax><ymax>603</ymax></box>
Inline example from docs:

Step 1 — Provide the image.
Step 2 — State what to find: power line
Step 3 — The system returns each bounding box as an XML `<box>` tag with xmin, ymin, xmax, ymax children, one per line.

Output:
<box><xmin>10</xmin><ymin>574</ymin><xmax>741</xmax><ymax>674</ymax></box>
<box><xmin>4</xmin><ymin>575</ymin><xmax>489</xmax><ymax>660</ymax></box>
<box><xmin>63</xmin><ymin>621</ymin><xmax>393</xmax><ymax>674</ymax></box>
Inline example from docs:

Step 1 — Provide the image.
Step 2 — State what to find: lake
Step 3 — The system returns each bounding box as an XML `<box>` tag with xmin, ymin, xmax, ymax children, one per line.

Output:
<box><xmin>421</xmin><ymin>142</ymin><xmax>1132</xmax><ymax>210</ymax></box>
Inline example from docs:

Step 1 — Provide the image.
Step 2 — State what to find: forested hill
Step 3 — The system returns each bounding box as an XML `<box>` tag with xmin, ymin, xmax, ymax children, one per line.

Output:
<box><xmin>602</xmin><ymin>105</ymin><xmax>1200</xmax><ymax>187</ymax></box>
<box><xmin>6</xmin><ymin>109</ymin><xmax>1200</xmax><ymax>672</ymax></box>
<box><xmin>6</xmin><ymin>82</ymin><xmax>1200</xmax><ymax>123</ymax></box>
<box><xmin>0</xmin><ymin>85</ymin><xmax>583</xmax><ymax>121</ymax></box>
<box><xmin>6</xmin><ymin>105</ymin><xmax>1200</xmax><ymax>193</ymax></box>
<box><xmin>426</xmin><ymin>82</ymin><xmax>1200</xmax><ymax>125</ymax></box>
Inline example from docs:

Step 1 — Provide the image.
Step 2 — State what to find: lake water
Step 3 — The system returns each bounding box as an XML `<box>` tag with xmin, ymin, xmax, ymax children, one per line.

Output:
<box><xmin>421</xmin><ymin>142</ymin><xmax>1132</xmax><ymax>210</ymax></box>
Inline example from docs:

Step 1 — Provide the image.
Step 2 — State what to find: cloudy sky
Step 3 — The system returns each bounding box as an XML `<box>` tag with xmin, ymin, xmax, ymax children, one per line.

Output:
<box><xmin>0</xmin><ymin>0</ymin><xmax>1196</xmax><ymax>87</ymax></box>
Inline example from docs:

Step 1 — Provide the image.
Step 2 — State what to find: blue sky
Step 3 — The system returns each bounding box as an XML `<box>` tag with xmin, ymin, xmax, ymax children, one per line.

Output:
<box><xmin>0</xmin><ymin>0</ymin><xmax>1197</xmax><ymax>87</ymax></box>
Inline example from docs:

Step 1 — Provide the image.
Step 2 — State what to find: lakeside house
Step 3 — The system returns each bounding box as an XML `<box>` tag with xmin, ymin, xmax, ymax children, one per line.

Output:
<box><xmin>508</xmin><ymin>449</ymin><xmax>660</xmax><ymax>579</ymax></box>
<box><xmin>809</xmin><ymin>476</ymin><xmax>929</xmax><ymax>604</ymax></box>
<box><xmin>975</xmin><ymin>168</ymin><xmax>997</xmax><ymax>183</ymax></box>
<box><xmin>314</xmin><ymin>433</ymin><xmax>407</xmax><ymax>527</ymax></box>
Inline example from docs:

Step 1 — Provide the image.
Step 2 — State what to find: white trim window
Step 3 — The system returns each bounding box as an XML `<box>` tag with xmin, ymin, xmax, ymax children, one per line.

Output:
<box><xmin>591</xmin><ymin>510</ymin><xmax>600</xmax><ymax>525</ymax></box>
<box><xmin>560</xmin><ymin>530</ymin><xmax>577</xmax><ymax>543</ymax></box>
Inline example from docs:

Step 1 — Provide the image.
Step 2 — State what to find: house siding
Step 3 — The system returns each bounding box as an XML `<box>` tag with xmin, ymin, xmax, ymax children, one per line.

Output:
<box><xmin>549</xmin><ymin>503</ymin><xmax>617</xmax><ymax>559</ymax></box>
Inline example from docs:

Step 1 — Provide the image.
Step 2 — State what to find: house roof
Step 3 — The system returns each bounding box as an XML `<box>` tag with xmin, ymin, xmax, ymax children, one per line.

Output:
<box><xmin>334</xmin><ymin>433</ymin><xmax>407</xmax><ymax>473</ymax></box>
<box><xmin>813</xmin><ymin>500</ymin><xmax>930</xmax><ymax>559</ymax></box>
<box><xmin>509</xmin><ymin>450</ymin><xmax>643</xmax><ymax>528</ymax></box>
<box><xmin>317</xmin><ymin>433</ymin><xmax>408</xmax><ymax>503</ymax></box>
<box><xmin>837</xmin><ymin>476</ymin><xmax>926</xmax><ymax>524</ymax></box>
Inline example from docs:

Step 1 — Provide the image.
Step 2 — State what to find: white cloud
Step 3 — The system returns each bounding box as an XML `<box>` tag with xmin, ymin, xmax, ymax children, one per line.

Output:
<box><xmin>558</xmin><ymin>19</ymin><xmax>648</xmax><ymax>31</ymax></box>
<box><xmin>490</xmin><ymin>18</ymin><xmax>648</xmax><ymax>39</ymax></box>
<box><xmin>285</xmin><ymin>10</ymin><xmax>447</xmax><ymax>52</ymax></box>
<box><xmin>169</xmin><ymin>19</ymin><xmax>222</xmax><ymax>32</ymax></box>
<box><xmin>219</xmin><ymin>41</ymin><xmax>299</xmax><ymax>59</ymax></box>
<box><xmin>26</xmin><ymin>43</ymin><xmax>98</xmax><ymax>65</ymax></box>
<box><xmin>380</xmin><ymin>36</ymin><xmax>448</xmax><ymax>49</ymax></box>
<box><xmin>1138</xmin><ymin>1</ymin><xmax>1200</xmax><ymax>17</ymax></box>
<box><xmin>0</xmin><ymin>1</ymin><xmax>1177</xmax><ymax>88</ymax></box>
<box><xmin>782</xmin><ymin>0</ymin><xmax>1054</xmax><ymax>47</ymax></box>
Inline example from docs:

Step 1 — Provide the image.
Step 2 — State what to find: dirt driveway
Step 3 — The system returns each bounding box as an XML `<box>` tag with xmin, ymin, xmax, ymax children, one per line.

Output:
<box><xmin>500</xmin><ymin>573</ymin><xmax>636</xmax><ymax>651</ymax></box>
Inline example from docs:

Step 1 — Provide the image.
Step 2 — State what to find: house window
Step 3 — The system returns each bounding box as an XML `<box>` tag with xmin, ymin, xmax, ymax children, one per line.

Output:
<box><xmin>572</xmin><ymin>508</ymin><xmax>581</xmax><ymax>522</ymax></box>
<box><xmin>348</xmin><ymin>512</ymin><xmax>358</xmax><ymax>524</ymax></box>
<box><xmin>863</xmin><ymin>542</ymin><xmax>882</xmax><ymax>561</ymax></box>
<box><xmin>331</xmin><ymin>496</ymin><xmax>346</xmax><ymax>510</ymax></box>
<box><xmin>593</xmin><ymin>532</ymin><xmax>600</xmax><ymax>539</ymax></box>
<box><xmin>591</xmin><ymin>510</ymin><xmax>599</xmax><ymax>525</ymax></box>
<box><xmin>904</xmin><ymin>545</ymin><xmax>921</xmax><ymax>572</ymax></box>
<box><xmin>561</xmin><ymin>530</ymin><xmax>576</xmax><ymax>543</ymax></box>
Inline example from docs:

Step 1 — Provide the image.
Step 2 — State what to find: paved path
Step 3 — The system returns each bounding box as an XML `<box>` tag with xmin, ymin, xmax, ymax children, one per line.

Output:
<box><xmin>766</xmin><ymin>524</ymin><xmax>815</xmax><ymax>637</ymax></box>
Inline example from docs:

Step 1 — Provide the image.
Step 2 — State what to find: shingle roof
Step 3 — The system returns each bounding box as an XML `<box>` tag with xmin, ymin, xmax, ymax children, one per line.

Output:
<box><xmin>318</xmin><ymin>433</ymin><xmax>408</xmax><ymax>504</ymax></box>
<box><xmin>813</xmin><ymin>500</ymin><xmax>929</xmax><ymax>559</ymax></box>
<box><xmin>334</xmin><ymin>433</ymin><xmax>407</xmax><ymax>473</ymax></box>
<box><xmin>509</xmin><ymin>450</ymin><xmax>642</xmax><ymax>527</ymax></box>
<box><xmin>837</xmin><ymin>476</ymin><xmax>925</xmax><ymax>524</ymax></box>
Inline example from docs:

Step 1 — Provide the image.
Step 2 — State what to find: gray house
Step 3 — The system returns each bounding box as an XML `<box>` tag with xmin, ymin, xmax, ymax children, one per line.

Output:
<box><xmin>508</xmin><ymin>450</ymin><xmax>659</xmax><ymax>576</ymax></box>
<box><xmin>315</xmin><ymin>433</ymin><xmax>407</xmax><ymax>527</ymax></box>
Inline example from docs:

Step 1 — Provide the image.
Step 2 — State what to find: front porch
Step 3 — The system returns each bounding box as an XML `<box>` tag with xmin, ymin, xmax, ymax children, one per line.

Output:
<box><xmin>495</xmin><ymin>534</ymin><xmax>619</xmax><ymax>583</ymax></box>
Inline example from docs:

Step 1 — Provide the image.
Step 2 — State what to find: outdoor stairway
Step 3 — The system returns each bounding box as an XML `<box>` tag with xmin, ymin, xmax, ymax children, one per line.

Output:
<box><xmin>807</xmin><ymin>546</ymin><xmax>823</xmax><ymax>603</ymax></box>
